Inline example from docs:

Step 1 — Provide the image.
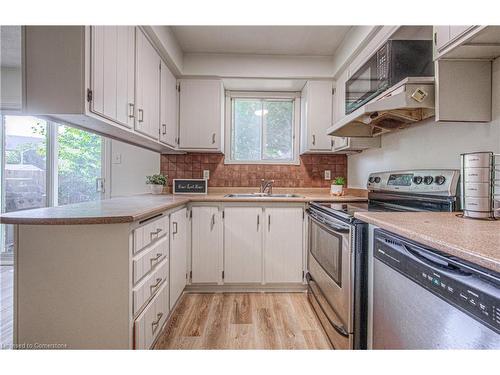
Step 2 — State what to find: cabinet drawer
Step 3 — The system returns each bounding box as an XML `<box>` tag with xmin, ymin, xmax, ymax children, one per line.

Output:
<box><xmin>133</xmin><ymin>236</ymin><xmax>168</xmax><ymax>285</ymax></box>
<box><xmin>133</xmin><ymin>257</ymin><xmax>168</xmax><ymax>315</ymax></box>
<box><xmin>134</xmin><ymin>281</ymin><xmax>169</xmax><ymax>349</ymax></box>
<box><xmin>133</xmin><ymin>215</ymin><xmax>169</xmax><ymax>254</ymax></box>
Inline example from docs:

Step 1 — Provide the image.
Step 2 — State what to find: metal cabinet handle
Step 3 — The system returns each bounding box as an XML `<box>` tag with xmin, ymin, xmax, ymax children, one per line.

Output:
<box><xmin>150</xmin><ymin>252</ymin><xmax>162</xmax><ymax>266</ymax></box>
<box><xmin>150</xmin><ymin>228</ymin><xmax>162</xmax><ymax>240</ymax></box>
<box><xmin>434</xmin><ymin>32</ymin><xmax>437</xmax><ymax>46</ymax></box>
<box><xmin>162</xmin><ymin>124</ymin><xmax>166</xmax><ymax>135</ymax></box>
<box><xmin>312</xmin><ymin>134</ymin><xmax>316</xmax><ymax>145</ymax></box>
<box><xmin>172</xmin><ymin>221</ymin><xmax>178</xmax><ymax>235</ymax></box>
<box><xmin>257</xmin><ymin>215</ymin><xmax>260</xmax><ymax>231</ymax></box>
<box><xmin>268</xmin><ymin>214</ymin><xmax>271</xmax><ymax>232</ymax></box>
<box><xmin>210</xmin><ymin>214</ymin><xmax>215</xmax><ymax>231</ymax></box>
<box><xmin>212</xmin><ymin>133</ymin><xmax>216</xmax><ymax>144</ymax></box>
<box><xmin>138</xmin><ymin>108</ymin><xmax>144</xmax><ymax>122</ymax></box>
<box><xmin>149</xmin><ymin>277</ymin><xmax>162</xmax><ymax>294</ymax></box>
<box><xmin>151</xmin><ymin>312</ymin><xmax>164</xmax><ymax>334</ymax></box>
<box><xmin>128</xmin><ymin>103</ymin><xmax>135</xmax><ymax>118</ymax></box>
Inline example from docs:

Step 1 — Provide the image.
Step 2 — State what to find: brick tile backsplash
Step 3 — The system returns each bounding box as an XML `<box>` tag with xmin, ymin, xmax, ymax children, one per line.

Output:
<box><xmin>160</xmin><ymin>153</ymin><xmax>347</xmax><ymax>188</ymax></box>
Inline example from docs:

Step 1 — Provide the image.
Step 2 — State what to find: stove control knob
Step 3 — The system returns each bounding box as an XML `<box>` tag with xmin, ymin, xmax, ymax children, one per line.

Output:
<box><xmin>423</xmin><ymin>176</ymin><xmax>434</xmax><ymax>185</ymax></box>
<box><xmin>374</xmin><ymin>176</ymin><xmax>381</xmax><ymax>183</ymax></box>
<box><xmin>368</xmin><ymin>177</ymin><xmax>375</xmax><ymax>183</ymax></box>
<box><xmin>413</xmin><ymin>176</ymin><xmax>423</xmax><ymax>185</ymax></box>
<box><xmin>434</xmin><ymin>176</ymin><xmax>446</xmax><ymax>185</ymax></box>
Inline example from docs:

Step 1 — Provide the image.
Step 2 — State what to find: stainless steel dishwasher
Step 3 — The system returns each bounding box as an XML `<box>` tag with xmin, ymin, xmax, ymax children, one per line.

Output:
<box><xmin>371</xmin><ymin>229</ymin><xmax>500</xmax><ymax>349</ymax></box>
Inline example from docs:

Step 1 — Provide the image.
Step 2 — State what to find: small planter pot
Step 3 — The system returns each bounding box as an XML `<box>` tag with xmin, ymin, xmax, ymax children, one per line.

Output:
<box><xmin>150</xmin><ymin>184</ymin><xmax>164</xmax><ymax>195</ymax></box>
<box><xmin>330</xmin><ymin>184</ymin><xmax>343</xmax><ymax>196</ymax></box>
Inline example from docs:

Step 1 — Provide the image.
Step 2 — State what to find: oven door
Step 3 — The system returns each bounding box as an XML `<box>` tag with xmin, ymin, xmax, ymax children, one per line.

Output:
<box><xmin>307</xmin><ymin>210</ymin><xmax>353</xmax><ymax>349</ymax></box>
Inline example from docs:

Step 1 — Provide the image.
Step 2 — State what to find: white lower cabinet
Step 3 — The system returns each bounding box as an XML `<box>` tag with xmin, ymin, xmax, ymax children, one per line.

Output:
<box><xmin>223</xmin><ymin>207</ymin><xmax>263</xmax><ymax>283</ymax></box>
<box><xmin>264</xmin><ymin>207</ymin><xmax>304</xmax><ymax>283</ymax></box>
<box><xmin>191</xmin><ymin>206</ymin><xmax>223</xmax><ymax>284</ymax></box>
<box><xmin>134</xmin><ymin>281</ymin><xmax>169</xmax><ymax>349</ymax></box>
<box><xmin>222</xmin><ymin>205</ymin><xmax>305</xmax><ymax>284</ymax></box>
<box><xmin>169</xmin><ymin>207</ymin><xmax>188</xmax><ymax>310</ymax></box>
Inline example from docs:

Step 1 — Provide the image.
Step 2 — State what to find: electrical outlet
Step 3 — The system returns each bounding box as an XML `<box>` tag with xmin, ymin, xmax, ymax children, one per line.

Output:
<box><xmin>324</xmin><ymin>170</ymin><xmax>331</xmax><ymax>180</ymax></box>
<box><xmin>203</xmin><ymin>170</ymin><xmax>210</xmax><ymax>179</ymax></box>
<box><xmin>112</xmin><ymin>153</ymin><xmax>122</xmax><ymax>164</ymax></box>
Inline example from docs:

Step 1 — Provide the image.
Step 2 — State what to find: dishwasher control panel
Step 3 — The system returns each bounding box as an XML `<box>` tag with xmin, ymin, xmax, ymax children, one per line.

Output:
<box><xmin>374</xmin><ymin>229</ymin><xmax>500</xmax><ymax>335</ymax></box>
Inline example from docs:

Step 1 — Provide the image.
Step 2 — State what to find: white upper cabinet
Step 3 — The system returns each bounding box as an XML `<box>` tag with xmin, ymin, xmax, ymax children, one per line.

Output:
<box><xmin>135</xmin><ymin>29</ymin><xmax>161</xmax><ymax>140</ymax></box>
<box><xmin>264</xmin><ymin>207</ymin><xmax>303</xmax><ymax>283</ymax></box>
<box><xmin>159</xmin><ymin>60</ymin><xmax>178</xmax><ymax>148</ymax></box>
<box><xmin>300</xmin><ymin>80</ymin><xmax>334</xmax><ymax>153</ymax></box>
<box><xmin>178</xmin><ymin>79</ymin><xmax>224</xmax><ymax>151</ymax></box>
<box><xmin>90</xmin><ymin>26</ymin><xmax>135</xmax><ymax>128</ymax></box>
<box><xmin>191</xmin><ymin>206</ymin><xmax>223</xmax><ymax>284</ymax></box>
<box><xmin>223</xmin><ymin>207</ymin><xmax>263</xmax><ymax>283</ymax></box>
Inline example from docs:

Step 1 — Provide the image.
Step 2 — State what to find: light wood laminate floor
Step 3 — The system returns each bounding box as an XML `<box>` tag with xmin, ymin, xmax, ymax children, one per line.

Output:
<box><xmin>0</xmin><ymin>265</ymin><xmax>14</xmax><ymax>349</ymax></box>
<box><xmin>154</xmin><ymin>292</ymin><xmax>332</xmax><ymax>350</ymax></box>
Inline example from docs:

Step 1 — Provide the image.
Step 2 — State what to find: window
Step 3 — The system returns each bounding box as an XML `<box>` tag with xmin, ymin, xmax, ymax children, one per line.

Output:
<box><xmin>227</xmin><ymin>93</ymin><xmax>300</xmax><ymax>164</ymax></box>
<box><xmin>0</xmin><ymin>115</ymin><xmax>108</xmax><ymax>348</ymax></box>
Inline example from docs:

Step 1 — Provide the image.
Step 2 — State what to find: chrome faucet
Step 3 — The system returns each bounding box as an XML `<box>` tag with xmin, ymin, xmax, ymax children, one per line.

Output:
<box><xmin>260</xmin><ymin>179</ymin><xmax>274</xmax><ymax>195</ymax></box>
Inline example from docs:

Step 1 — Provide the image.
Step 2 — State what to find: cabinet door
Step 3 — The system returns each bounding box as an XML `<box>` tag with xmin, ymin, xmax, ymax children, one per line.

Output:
<box><xmin>303</xmin><ymin>81</ymin><xmax>334</xmax><ymax>151</ymax></box>
<box><xmin>264</xmin><ymin>207</ymin><xmax>303</xmax><ymax>283</ymax></box>
<box><xmin>90</xmin><ymin>26</ymin><xmax>135</xmax><ymax>128</ymax></box>
<box><xmin>136</xmin><ymin>29</ymin><xmax>160</xmax><ymax>140</ymax></box>
<box><xmin>434</xmin><ymin>26</ymin><xmax>451</xmax><ymax>52</ymax></box>
<box><xmin>223</xmin><ymin>207</ymin><xmax>262</xmax><ymax>283</ymax></box>
<box><xmin>332</xmin><ymin>136</ymin><xmax>349</xmax><ymax>152</ymax></box>
<box><xmin>159</xmin><ymin>60</ymin><xmax>178</xmax><ymax>148</ymax></box>
<box><xmin>191</xmin><ymin>206</ymin><xmax>222</xmax><ymax>284</ymax></box>
<box><xmin>178</xmin><ymin>79</ymin><xmax>222</xmax><ymax>150</ymax></box>
<box><xmin>170</xmin><ymin>208</ymin><xmax>187</xmax><ymax>310</ymax></box>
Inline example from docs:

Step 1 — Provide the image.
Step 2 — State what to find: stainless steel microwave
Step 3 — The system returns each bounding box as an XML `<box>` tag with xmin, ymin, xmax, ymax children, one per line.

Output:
<box><xmin>345</xmin><ymin>40</ymin><xmax>434</xmax><ymax>114</ymax></box>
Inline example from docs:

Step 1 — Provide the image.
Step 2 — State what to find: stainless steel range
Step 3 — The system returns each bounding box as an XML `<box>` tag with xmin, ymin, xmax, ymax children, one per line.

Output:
<box><xmin>305</xmin><ymin>169</ymin><xmax>461</xmax><ymax>349</ymax></box>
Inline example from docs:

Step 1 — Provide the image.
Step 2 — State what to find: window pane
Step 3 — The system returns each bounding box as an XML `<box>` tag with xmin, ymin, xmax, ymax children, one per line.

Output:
<box><xmin>263</xmin><ymin>100</ymin><xmax>293</xmax><ymax>160</ymax></box>
<box><xmin>1</xmin><ymin>115</ymin><xmax>47</xmax><ymax>349</ymax></box>
<box><xmin>232</xmin><ymin>99</ymin><xmax>262</xmax><ymax>161</ymax></box>
<box><xmin>57</xmin><ymin>125</ymin><xmax>102</xmax><ymax>205</ymax></box>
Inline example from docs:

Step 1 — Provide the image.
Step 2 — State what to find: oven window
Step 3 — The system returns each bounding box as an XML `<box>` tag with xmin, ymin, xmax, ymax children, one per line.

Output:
<box><xmin>309</xmin><ymin>220</ymin><xmax>343</xmax><ymax>286</ymax></box>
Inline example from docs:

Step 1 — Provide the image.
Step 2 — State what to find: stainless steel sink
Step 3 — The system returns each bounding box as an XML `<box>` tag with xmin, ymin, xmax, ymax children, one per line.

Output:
<box><xmin>224</xmin><ymin>193</ymin><xmax>304</xmax><ymax>198</ymax></box>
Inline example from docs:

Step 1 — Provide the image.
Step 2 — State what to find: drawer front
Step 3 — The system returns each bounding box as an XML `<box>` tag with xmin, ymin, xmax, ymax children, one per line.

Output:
<box><xmin>463</xmin><ymin>153</ymin><xmax>492</xmax><ymax>168</ymax></box>
<box><xmin>134</xmin><ymin>281</ymin><xmax>169</xmax><ymax>349</ymax></box>
<box><xmin>464</xmin><ymin>182</ymin><xmax>491</xmax><ymax>197</ymax></box>
<box><xmin>133</xmin><ymin>236</ymin><xmax>168</xmax><ymax>285</ymax></box>
<box><xmin>133</xmin><ymin>215</ymin><xmax>169</xmax><ymax>254</ymax></box>
<box><xmin>133</xmin><ymin>257</ymin><xmax>169</xmax><ymax>315</ymax></box>
<box><xmin>463</xmin><ymin>168</ymin><xmax>491</xmax><ymax>183</ymax></box>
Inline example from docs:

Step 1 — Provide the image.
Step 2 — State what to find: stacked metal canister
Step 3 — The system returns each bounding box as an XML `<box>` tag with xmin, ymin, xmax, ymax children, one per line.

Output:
<box><xmin>461</xmin><ymin>151</ymin><xmax>499</xmax><ymax>219</ymax></box>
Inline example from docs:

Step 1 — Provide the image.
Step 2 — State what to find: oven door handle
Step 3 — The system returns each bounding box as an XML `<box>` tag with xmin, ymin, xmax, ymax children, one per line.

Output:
<box><xmin>307</xmin><ymin>210</ymin><xmax>350</xmax><ymax>234</ymax></box>
<box><xmin>306</xmin><ymin>273</ymin><xmax>349</xmax><ymax>338</ymax></box>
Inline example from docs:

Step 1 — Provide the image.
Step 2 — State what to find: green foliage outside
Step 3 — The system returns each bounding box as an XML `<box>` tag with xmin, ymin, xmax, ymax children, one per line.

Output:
<box><xmin>32</xmin><ymin>123</ymin><xmax>102</xmax><ymax>205</ymax></box>
<box><xmin>232</xmin><ymin>99</ymin><xmax>293</xmax><ymax>161</ymax></box>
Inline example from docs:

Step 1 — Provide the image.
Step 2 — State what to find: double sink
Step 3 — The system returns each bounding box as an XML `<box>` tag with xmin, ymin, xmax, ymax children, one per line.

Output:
<box><xmin>224</xmin><ymin>193</ymin><xmax>304</xmax><ymax>198</ymax></box>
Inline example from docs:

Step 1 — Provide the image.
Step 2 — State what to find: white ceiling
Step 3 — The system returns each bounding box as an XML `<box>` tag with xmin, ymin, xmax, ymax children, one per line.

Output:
<box><xmin>1</xmin><ymin>26</ymin><xmax>22</xmax><ymax>68</ymax></box>
<box><xmin>171</xmin><ymin>26</ymin><xmax>351</xmax><ymax>56</ymax></box>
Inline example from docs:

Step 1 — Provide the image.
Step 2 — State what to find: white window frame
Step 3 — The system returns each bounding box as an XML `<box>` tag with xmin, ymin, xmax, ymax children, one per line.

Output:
<box><xmin>224</xmin><ymin>91</ymin><xmax>301</xmax><ymax>165</ymax></box>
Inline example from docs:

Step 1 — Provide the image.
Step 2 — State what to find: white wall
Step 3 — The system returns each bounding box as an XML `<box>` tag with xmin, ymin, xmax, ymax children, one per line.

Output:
<box><xmin>110</xmin><ymin>140</ymin><xmax>160</xmax><ymax>197</ymax></box>
<box><xmin>347</xmin><ymin>58</ymin><xmax>500</xmax><ymax>188</ymax></box>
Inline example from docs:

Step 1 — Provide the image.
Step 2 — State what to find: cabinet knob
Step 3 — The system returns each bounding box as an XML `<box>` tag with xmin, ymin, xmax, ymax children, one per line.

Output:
<box><xmin>128</xmin><ymin>103</ymin><xmax>135</xmax><ymax>118</ymax></box>
<box><xmin>212</xmin><ymin>133</ymin><xmax>216</xmax><ymax>144</ymax></box>
<box><xmin>162</xmin><ymin>124</ymin><xmax>166</xmax><ymax>135</ymax></box>
<box><xmin>138</xmin><ymin>109</ymin><xmax>144</xmax><ymax>122</ymax></box>
<box><xmin>312</xmin><ymin>134</ymin><xmax>316</xmax><ymax>145</ymax></box>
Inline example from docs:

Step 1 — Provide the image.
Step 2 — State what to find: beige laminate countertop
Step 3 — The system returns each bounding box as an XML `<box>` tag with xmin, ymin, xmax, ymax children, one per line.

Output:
<box><xmin>0</xmin><ymin>191</ymin><xmax>366</xmax><ymax>225</ymax></box>
<box><xmin>355</xmin><ymin>212</ymin><xmax>500</xmax><ymax>274</ymax></box>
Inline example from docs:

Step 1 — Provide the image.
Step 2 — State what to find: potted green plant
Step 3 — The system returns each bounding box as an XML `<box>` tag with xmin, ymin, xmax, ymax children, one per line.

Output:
<box><xmin>146</xmin><ymin>174</ymin><xmax>167</xmax><ymax>195</ymax></box>
<box><xmin>331</xmin><ymin>176</ymin><xmax>346</xmax><ymax>196</ymax></box>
